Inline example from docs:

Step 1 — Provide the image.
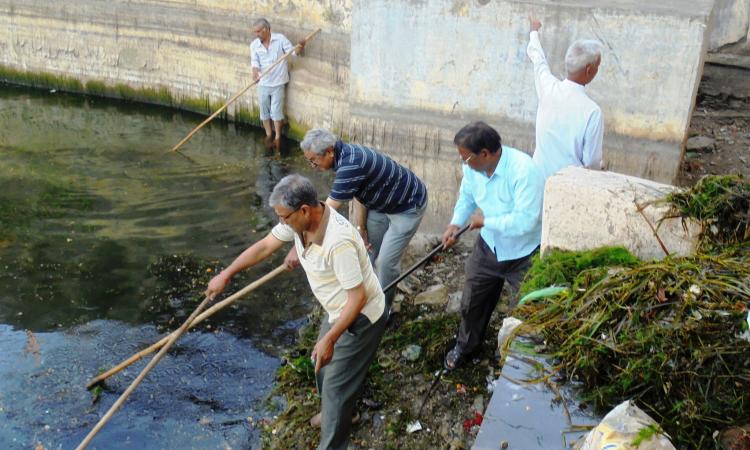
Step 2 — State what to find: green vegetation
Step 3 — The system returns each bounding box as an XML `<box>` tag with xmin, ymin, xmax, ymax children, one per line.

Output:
<box><xmin>519</xmin><ymin>246</ymin><xmax>639</xmax><ymax>298</ymax></box>
<box><xmin>631</xmin><ymin>423</ymin><xmax>662</xmax><ymax>447</ymax></box>
<box><xmin>514</xmin><ymin>175</ymin><xmax>750</xmax><ymax>448</ymax></box>
<box><xmin>663</xmin><ymin>174</ymin><xmax>750</xmax><ymax>248</ymax></box>
<box><xmin>0</xmin><ymin>64</ymin><xmax>310</xmax><ymax>139</ymax></box>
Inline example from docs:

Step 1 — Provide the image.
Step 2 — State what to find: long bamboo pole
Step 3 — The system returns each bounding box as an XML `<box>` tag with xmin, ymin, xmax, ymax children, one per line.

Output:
<box><xmin>86</xmin><ymin>264</ymin><xmax>286</xmax><ymax>389</ymax></box>
<box><xmin>76</xmin><ymin>294</ymin><xmax>213</xmax><ymax>449</ymax></box>
<box><xmin>170</xmin><ymin>28</ymin><xmax>321</xmax><ymax>153</ymax></box>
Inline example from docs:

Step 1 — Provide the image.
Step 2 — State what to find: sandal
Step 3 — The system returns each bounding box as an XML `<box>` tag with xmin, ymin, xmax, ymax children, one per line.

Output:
<box><xmin>444</xmin><ymin>345</ymin><xmax>467</xmax><ymax>371</ymax></box>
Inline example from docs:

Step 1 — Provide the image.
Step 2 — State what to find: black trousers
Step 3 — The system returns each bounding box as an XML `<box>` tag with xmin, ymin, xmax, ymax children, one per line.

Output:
<box><xmin>456</xmin><ymin>236</ymin><xmax>536</xmax><ymax>354</ymax></box>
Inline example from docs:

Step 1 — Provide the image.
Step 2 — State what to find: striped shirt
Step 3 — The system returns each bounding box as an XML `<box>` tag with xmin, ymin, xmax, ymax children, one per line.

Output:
<box><xmin>330</xmin><ymin>140</ymin><xmax>427</xmax><ymax>214</ymax></box>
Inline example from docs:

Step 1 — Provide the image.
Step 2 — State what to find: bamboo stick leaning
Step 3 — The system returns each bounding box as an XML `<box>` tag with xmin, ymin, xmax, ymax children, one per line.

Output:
<box><xmin>86</xmin><ymin>264</ymin><xmax>286</xmax><ymax>389</ymax></box>
<box><xmin>76</xmin><ymin>294</ymin><xmax>214</xmax><ymax>450</ymax></box>
<box><xmin>170</xmin><ymin>28</ymin><xmax>321</xmax><ymax>153</ymax></box>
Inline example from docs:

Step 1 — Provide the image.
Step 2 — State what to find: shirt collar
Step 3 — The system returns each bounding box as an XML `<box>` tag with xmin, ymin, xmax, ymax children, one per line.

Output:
<box><xmin>333</xmin><ymin>140</ymin><xmax>344</xmax><ymax>170</ymax></box>
<box><xmin>562</xmin><ymin>78</ymin><xmax>586</xmax><ymax>92</ymax></box>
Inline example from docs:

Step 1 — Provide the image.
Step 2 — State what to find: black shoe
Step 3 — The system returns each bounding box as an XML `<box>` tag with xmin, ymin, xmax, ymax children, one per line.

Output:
<box><xmin>444</xmin><ymin>345</ymin><xmax>468</xmax><ymax>371</ymax></box>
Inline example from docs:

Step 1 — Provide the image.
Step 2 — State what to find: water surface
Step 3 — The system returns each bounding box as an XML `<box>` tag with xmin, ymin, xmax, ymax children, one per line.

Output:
<box><xmin>0</xmin><ymin>85</ymin><xmax>330</xmax><ymax>449</ymax></box>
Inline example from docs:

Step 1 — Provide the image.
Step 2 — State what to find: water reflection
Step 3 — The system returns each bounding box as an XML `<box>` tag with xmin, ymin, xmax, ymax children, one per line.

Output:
<box><xmin>0</xmin><ymin>84</ymin><xmax>332</xmax><ymax>340</ymax></box>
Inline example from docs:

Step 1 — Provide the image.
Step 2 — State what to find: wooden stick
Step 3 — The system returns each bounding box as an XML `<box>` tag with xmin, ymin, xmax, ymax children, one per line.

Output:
<box><xmin>86</xmin><ymin>264</ymin><xmax>286</xmax><ymax>389</ymax></box>
<box><xmin>169</xmin><ymin>28</ymin><xmax>321</xmax><ymax>153</ymax></box>
<box><xmin>76</xmin><ymin>294</ymin><xmax>213</xmax><ymax>449</ymax></box>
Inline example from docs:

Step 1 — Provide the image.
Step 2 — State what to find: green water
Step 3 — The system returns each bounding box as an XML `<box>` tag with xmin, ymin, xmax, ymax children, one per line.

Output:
<box><xmin>0</xmin><ymin>84</ymin><xmax>334</xmax><ymax>449</ymax></box>
<box><xmin>0</xmin><ymin>84</ymin><xmax>332</xmax><ymax>339</ymax></box>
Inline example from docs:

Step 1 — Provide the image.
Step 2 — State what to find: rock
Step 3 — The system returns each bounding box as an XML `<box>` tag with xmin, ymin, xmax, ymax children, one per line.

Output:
<box><xmin>719</xmin><ymin>424</ymin><xmax>750</xmax><ymax>450</ymax></box>
<box><xmin>449</xmin><ymin>438</ymin><xmax>466</xmax><ymax>450</ymax></box>
<box><xmin>686</xmin><ymin>135</ymin><xmax>715</xmax><ymax>152</ymax></box>
<box><xmin>497</xmin><ymin>317</ymin><xmax>523</xmax><ymax>355</ymax></box>
<box><xmin>500</xmin><ymin>440</ymin><xmax>509</xmax><ymax>449</ymax></box>
<box><xmin>472</xmin><ymin>395</ymin><xmax>485</xmax><ymax>413</ymax></box>
<box><xmin>446</xmin><ymin>290</ymin><xmax>462</xmax><ymax>314</ymax></box>
<box><xmin>413</xmin><ymin>284</ymin><xmax>448</xmax><ymax>306</ymax></box>
<box><xmin>401</xmin><ymin>344</ymin><xmax>422</xmax><ymax>361</ymax></box>
<box><xmin>372</xmin><ymin>413</ymin><xmax>385</xmax><ymax>433</ymax></box>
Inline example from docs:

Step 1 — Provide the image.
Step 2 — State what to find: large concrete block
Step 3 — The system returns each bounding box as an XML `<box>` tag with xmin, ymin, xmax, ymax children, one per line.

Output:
<box><xmin>541</xmin><ymin>167</ymin><xmax>701</xmax><ymax>261</ymax></box>
<box><xmin>708</xmin><ymin>0</ymin><xmax>750</xmax><ymax>51</ymax></box>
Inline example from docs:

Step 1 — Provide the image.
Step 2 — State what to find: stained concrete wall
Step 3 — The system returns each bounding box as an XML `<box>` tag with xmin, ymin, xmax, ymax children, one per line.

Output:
<box><xmin>0</xmin><ymin>0</ymin><xmax>714</xmax><ymax>232</ymax></box>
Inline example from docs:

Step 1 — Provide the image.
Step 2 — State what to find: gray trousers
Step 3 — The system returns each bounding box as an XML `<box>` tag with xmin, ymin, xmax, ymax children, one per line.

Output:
<box><xmin>315</xmin><ymin>311</ymin><xmax>387</xmax><ymax>450</ymax></box>
<box><xmin>457</xmin><ymin>236</ymin><xmax>536</xmax><ymax>354</ymax></box>
<box><xmin>366</xmin><ymin>198</ymin><xmax>427</xmax><ymax>306</ymax></box>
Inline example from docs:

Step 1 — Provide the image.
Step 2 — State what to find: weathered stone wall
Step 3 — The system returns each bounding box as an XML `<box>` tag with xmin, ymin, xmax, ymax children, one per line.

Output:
<box><xmin>0</xmin><ymin>0</ymin><xmax>714</xmax><ymax>232</ymax></box>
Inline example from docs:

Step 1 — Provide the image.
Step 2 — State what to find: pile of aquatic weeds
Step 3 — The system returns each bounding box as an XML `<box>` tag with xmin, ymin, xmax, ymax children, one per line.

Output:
<box><xmin>514</xmin><ymin>175</ymin><xmax>750</xmax><ymax>448</ymax></box>
<box><xmin>663</xmin><ymin>174</ymin><xmax>750</xmax><ymax>248</ymax></box>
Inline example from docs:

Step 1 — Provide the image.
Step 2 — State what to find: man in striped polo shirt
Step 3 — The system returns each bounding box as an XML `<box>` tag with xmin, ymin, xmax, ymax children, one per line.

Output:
<box><xmin>295</xmin><ymin>128</ymin><xmax>428</xmax><ymax>307</ymax></box>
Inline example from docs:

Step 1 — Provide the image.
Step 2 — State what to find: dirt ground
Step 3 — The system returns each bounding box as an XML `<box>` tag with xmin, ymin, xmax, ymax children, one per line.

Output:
<box><xmin>677</xmin><ymin>64</ymin><xmax>750</xmax><ymax>186</ymax></box>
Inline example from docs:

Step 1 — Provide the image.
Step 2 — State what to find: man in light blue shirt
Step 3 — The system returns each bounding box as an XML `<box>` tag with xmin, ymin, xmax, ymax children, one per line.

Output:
<box><xmin>441</xmin><ymin>121</ymin><xmax>543</xmax><ymax>370</ymax></box>
<box><xmin>250</xmin><ymin>18</ymin><xmax>306</xmax><ymax>144</ymax></box>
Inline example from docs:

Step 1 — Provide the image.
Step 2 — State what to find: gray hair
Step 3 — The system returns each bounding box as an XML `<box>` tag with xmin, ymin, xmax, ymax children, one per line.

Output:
<box><xmin>565</xmin><ymin>39</ymin><xmax>602</xmax><ymax>75</ymax></box>
<box><xmin>253</xmin><ymin>18</ymin><xmax>270</xmax><ymax>30</ymax></box>
<box><xmin>269</xmin><ymin>174</ymin><xmax>318</xmax><ymax>210</ymax></box>
<box><xmin>300</xmin><ymin>129</ymin><xmax>338</xmax><ymax>156</ymax></box>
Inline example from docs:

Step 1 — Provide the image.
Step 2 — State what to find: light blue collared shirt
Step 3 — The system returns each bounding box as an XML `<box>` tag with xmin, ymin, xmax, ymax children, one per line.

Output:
<box><xmin>450</xmin><ymin>146</ymin><xmax>543</xmax><ymax>261</ymax></box>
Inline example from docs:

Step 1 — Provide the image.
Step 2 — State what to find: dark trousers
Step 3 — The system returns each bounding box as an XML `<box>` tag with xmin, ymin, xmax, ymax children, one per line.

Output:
<box><xmin>315</xmin><ymin>311</ymin><xmax>387</xmax><ymax>450</ymax></box>
<box><xmin>457</xmin><ymin>236</ymin><xmax>536</xmax><ymax>354</ymax></box>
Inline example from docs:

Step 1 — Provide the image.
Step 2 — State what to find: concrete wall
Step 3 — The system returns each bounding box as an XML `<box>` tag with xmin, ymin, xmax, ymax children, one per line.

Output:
<box><xmin>0</xmin><ymin>0</ymin><xmax>714</xmax><ymax>232</ymax></box>
<box><xmin>708</xmin><ymin>0</ymin><xmax>750</xmax><ymax>51</ymax></box>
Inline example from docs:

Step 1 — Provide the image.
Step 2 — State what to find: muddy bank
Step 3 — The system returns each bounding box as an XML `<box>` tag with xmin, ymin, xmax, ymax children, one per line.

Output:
<box><xmin>263</xmin><ymin>239</ymin><xmax>513</xmax><ymax>449</ymax></box>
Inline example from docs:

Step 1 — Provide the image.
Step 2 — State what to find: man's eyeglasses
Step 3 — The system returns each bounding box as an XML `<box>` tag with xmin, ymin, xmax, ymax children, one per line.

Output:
<box><xmin>460</xmin><ymin>152</ymin><xmax>475</xmax><ymax>164</ymax></box>
<box><xmin>306</xmin><ymin>158</ymin><xmax>319</xmax><ymax>168</ymax></box>
<box><xmin>279</xmin><ymin>208</ymin><xmax>300</xmax><ymax>223</ymax></box>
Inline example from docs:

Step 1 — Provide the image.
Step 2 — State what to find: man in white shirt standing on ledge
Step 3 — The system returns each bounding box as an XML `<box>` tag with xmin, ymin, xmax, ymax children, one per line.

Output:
<box><xmin>250</xmin><ymin>18</ymin><xmax>306</xmax><ymax>144</ymax></box>
<box><xmin>527</xmin><ymin>15</ymin><xmax>604</xmax><ymax>181</ymax></box>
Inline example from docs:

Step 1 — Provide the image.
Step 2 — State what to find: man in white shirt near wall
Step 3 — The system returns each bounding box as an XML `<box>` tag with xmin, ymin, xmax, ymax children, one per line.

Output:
<box><xmin>206</xmin><ymin>174</ymin><xmax>386</xmax><ymax>450</ymax></box>
<box><xmin>526</xmin><ymin>15</ymin><xmax>604</xmax><ymax>181</ymax></box>
<box><xmin>250</xmin><ymin>18</ymin><xmax>306</xmax><ymax>144</ymax></box>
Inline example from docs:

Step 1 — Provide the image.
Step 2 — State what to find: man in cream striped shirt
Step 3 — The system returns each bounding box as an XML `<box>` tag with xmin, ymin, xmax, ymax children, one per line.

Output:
<box><xmin>206</xmin><ymin>174</ymin><xmax>385</xmax><ymax>450</ymax></box>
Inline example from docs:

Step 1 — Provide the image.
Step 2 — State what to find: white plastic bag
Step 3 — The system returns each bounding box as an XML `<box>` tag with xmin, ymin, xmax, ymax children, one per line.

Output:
<box><xmin>575</xmin><ymin>400</ymin><xmax>675</xmax><ymax>450</ymax></box>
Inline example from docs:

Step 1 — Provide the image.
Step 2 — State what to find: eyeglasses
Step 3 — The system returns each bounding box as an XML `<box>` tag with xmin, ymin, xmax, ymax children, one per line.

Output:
<box><xmin>306</xmin><ymin>158</ymin><xmax>319</xmax><ymax>168</ymax></box>
<box><xmin>279</xmin><ymin>208</ymin><xmax>300</xmax><ymax>223</ymax></box>
<box><xmin>460</xmin><ymin>152</ymin><xmax>475</xmax><ymax>164</ymax></box>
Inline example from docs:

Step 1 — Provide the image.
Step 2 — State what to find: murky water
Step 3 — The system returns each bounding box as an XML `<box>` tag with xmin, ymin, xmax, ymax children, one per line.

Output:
<box><xmin>0</xmin><ymin>85</ymin><xmax>331</xmax><ymax>449</ymax></box>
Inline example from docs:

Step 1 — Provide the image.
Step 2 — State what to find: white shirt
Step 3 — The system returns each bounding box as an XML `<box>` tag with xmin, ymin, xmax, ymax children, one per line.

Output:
<box><xmin>250</xmin><ymin>33</ymin><xmax>294</xmax><ymax>87</ymax></box>
<box><xmin>271</xmin><ymin>207</ymin><xmax>385</xmax><ymax>324</ymax></box>
<box><xmin>527</xmin><ymin>31</ymin><xmax>603</xmax><ymax>181</ymax></box>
